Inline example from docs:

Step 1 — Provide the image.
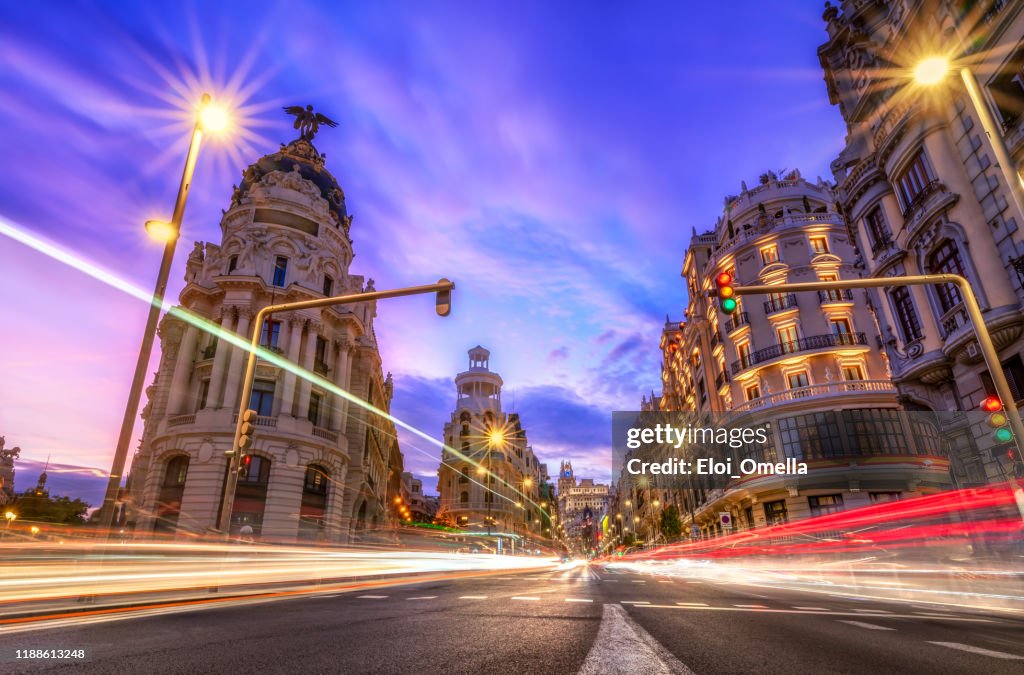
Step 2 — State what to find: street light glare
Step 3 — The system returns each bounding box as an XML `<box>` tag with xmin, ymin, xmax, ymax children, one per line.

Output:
<box><xmin>914</xmin><ymin>56</ymin><xmax>949</xmax><ymax>86</ymax></box>
<box><xmin>199</xmin><ymin>103</ymin><xmax>229</xmax><ymax>132</ymax></box>
<box><xmin>488</xmin><ymin>430</ymin><xmax>505</xmax><ymax>445</ymax></box>
<box><xmin>144</xmin><ymin>220</ymin><xmax>178</xmax><ymax>243</ymax></box>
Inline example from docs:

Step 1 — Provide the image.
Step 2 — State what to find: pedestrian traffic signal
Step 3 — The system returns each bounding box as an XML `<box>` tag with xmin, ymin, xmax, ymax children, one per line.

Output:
<box><xmin>716</xmin><ymin>272</ymin><xmax>738</xmax><ymax>314</ymax></box>
<box><xmin>980</xmin><ymin>395</ymin><xmax>1014</xmax><ymax>444</ymax></box>
<box><xmin>239</xmin><ymin>408</ymin><xmax>257</xmax><ymax>453</ymax></box>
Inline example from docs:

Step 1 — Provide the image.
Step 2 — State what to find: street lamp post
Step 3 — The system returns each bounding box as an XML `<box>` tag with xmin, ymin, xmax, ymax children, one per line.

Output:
<box><xmin>914</xmin><ymin>57</ymin><xmax>1024</xmax><ymax>220</ymax></box>
<box><xmin>99</xmin><ymin>94</ymin><xmax>227</xmax><ymax>532</ymax></box>
<box><xmin>732</xmin><ymin>274</ymin><xmax>1024</xmax><ymax>450</ymax></box>
<box><xmin>216</xmin><ymin>279</ymin><xmax>455</xmax><ymax>534</ymax></box>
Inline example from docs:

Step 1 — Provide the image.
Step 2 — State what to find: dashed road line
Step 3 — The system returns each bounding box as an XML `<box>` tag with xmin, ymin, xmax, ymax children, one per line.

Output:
<box><xmin>928</xmin><ymin>642</ymin><xmax>1024</xmax><ymax>660</ymax></box>
<box><xmin>511</xmin><ymin>596</ymin><xmax>541</xmax><ymax>601</ymax></box>
<box><xmin>458</xmin><ymin>595</ymin><xmax>488</xmax><ymax>600</ymax></box>
<box><xmin>837</xmin><ymin>620</ymin><xmax>895</xmax><ymax>631</ymax></box>
<box><xmin>565</xmin><ymin>598</ymin><xmax>593</xmax><ymax>603</ymax></box>
<box><xmin>631</xmin><ymin>580</ymin><xmax>647</xmax><ymax>583</ymax></box>
<box><xmin>621</xmin><ymin>601</ymin><xmax>650</xmax><ymax>605</ymax></box>
<box><xmin>407</xmin><ymin>596</ymin><xmax>437</xmax><ymax>600</ymax></box>
<box><xmin>356</xmin><ymin>595</ymin><xmax>388</xmax><ymax>599</ymax></box>
<box><xmin>854</xmin><ymin>608</ymin><xmax>891</xmax><ymax>614</ymax></box>
<box><xmin>793</xmin><ymin>606</ymin><xmax>829</xmax><ymax>611</ymax></box>
<box><xmin>735</xmin><ymin>604</ymin><xmax>768</xmax><ymax>609</ymax></box>
<box><xmin>676</xmin><ymin>602</ymin><xmax>708</xmax><ymax>607</ymax></box>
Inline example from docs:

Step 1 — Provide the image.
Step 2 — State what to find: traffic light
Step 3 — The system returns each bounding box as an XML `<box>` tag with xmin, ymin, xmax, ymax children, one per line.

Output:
<box><xmin>236</xmin><ymin>409</ymin><xmax>256</xmax><ymax>472</ymax></box>
<box><xmin>435</xmin><ymin>277</ymin><xmax>452</xmax><ymax>317</ymax></box>
<box><xmin>980</xmin><ymin>395</ymin><xmax>1014</xmax><ymax>444</ymax></box>
<box><xmin>715</xmin><ymin>272</ymin><xmax>738</xmax><ymax>314</ymax></box>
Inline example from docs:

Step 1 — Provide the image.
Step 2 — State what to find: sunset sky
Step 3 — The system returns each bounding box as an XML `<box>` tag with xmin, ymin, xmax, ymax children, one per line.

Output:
<box><xmin>0</xmin><ymin>1</ymin><xmax>846</xmax><ymax>502</ymax></box>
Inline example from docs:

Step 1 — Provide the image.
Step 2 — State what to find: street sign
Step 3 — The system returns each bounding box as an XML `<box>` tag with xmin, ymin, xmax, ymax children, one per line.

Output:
<box><xmin>720</xmin><ymin>512</ymin><xmax>732</xmax><ymax>528</ymax></box>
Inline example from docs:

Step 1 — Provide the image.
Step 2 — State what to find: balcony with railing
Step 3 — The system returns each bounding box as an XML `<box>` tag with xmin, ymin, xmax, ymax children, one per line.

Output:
<box><xmin>312</xmin><ymin>426</ymin><xmax>338</xmax><ymax>442</ymax></box>
<box><xmin>818</xmin><ymin>289</ymin><xmax>853</xmax><ymax>305</ymax></box>
<box><xmin>870</xmin><ymin>235</ymin><xmax>894</xmax><ymax>257</ymax></box>
<box><xmin>725</xmin><ymin>312</ymin><xmax>749</xmax><ymax>333</ymax></box>
<box><xmin>901</xmin><ymin>180</ymin><xmax>950</xmax><ymax>220</ymax></box>
<box><xmin>231</xmin><ymin>412</ymin><xmax>278</xmax><ymax>428</ymax></box>
<box><xmin>731</xmin><ymin>379</ymin><xmax>897</xmax><ymax>412</ymax></box>
<box><xmin>764</xmin><ymin>294</ymin><xmax>799</xmax><ymax>315</ymax></box>
<box><xmin>730</xmin><ymin>332</ymin><xmax>867</xmax><ymax>374</ymax></box>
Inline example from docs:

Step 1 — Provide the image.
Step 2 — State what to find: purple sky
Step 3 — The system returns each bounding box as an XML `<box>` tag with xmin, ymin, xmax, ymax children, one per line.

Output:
<box><xmin>0</xmin><ymin>2</ymin><xmax>845</xmax><ymax>503</ymax></box>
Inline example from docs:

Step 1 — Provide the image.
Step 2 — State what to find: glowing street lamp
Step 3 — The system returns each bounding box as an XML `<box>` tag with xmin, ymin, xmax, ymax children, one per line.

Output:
<box><xmin>100</xmin><ymin>93</ymin><xmax>230</xmax><ymax>532</ymax></box>
<box><xmin>4</xmin><ymin>511</ymin><xmax>15</xmax><ymax>527</ymax></box>
<box><xmin>913</xmin><ymin>55</ymin><xmax>1024</xmax><ymax>218</ymax></box>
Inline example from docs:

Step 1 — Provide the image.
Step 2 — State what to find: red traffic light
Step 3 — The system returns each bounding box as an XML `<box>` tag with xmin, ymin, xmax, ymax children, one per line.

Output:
<box><xmin>980</xmin><ymin>395</ymin><xmax>1003</xmax><ymax>412</ymax></box>
<box><xmin>716</xmin><ymin>272</ymin><xmax>733</xmax><ymax>287</ymax></box>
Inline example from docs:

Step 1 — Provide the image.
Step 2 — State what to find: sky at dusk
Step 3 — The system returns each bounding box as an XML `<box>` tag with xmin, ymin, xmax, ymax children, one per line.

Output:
<box><xmin>0</xmin><ymin>1</ymin><xmax>847</xmax><ymax>503</ymax></box>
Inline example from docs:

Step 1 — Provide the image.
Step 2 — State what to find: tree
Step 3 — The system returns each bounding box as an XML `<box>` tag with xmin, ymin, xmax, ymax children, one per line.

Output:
<box><xmin>14</xmin><ymin>492</ymin><xmax>90</xmax><ymax>524</ymax></box>
<box><xmin>660</xmin><ymin>505</ymin><xmax>683</xmax><ymax>540</ymax></box>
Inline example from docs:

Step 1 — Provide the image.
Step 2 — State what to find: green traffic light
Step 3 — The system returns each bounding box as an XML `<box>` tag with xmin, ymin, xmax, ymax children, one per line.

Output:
<box><xmin>994</xmin><ymin>427</ymin><xmax>1013</xmax><ymax>443</ymax></box>
<box><xmin>721</xmin><ymin>297</ymin><xmax>737</xmax><ymax>313</ymax></box>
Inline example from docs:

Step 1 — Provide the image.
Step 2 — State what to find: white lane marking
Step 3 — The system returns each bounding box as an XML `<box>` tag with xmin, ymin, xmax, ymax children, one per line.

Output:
<box><xmin>407</xmin><ymin>596</ymin><xmax>437</xmax><ymax>600</ymax></box>
<box><xmin>577</xmin><ymin>603</ymin><xmax>696</xmax><ymax>674</ymax></box>
<box><xmin>916</xmin><ymin>612</ymin><xmax>962</xmax><ymax>617</ymax></box>
<box><xmin>603</xmin><ymin>579</ymin><xmax>620</xmax><ymax>583</ymax></box>
<box><xmin>658</xmin><ymin>580</ymin><xmax>672</xmax><ymax>584</ymax></box>
<box><xmin>928</xmin><ymin>642</ymin><xmax>1024</xmax><ymax>660</ymax></box>
<box><xmin>357</xmin><ymin>595</ymin><xmax>388</xmax><ymax>599</ymax></box>
<box><xmin>793</xmin><ymin>607</ymin><xmax>829</xmax><ymax>611</ymax></box>
<box><xmin>621</xmin><ymin>600</ymin><xmax>650</xmax><ymax>605</ymax></box>
<box><xmin>837</xmin><ymin>620</ymin><xmax>895</xmax><ymax>631</ymax></box>
<box><xmin>685</xmin><ymin>581</ymin><xmax>702</xmax><ymax>584</ymax></box>
<box><xmin>632</xmin><ymin>605</ymin><xmax>993</xmax><ymax>622</ymax></box>
<box><xmin>319</xmin><ymin>594</ymin><xmax>341</xmax><ymax>599</ymax></box>
<box><xmin>676</xmin><ymin>602</ymin><xmax>708</xmax><ymax>607</ymax></box>
<box><xmin>912</xmin><ymin>605</ymin><xmax>953</xmax><ymax>612</ymax></box>
<box><xmin>458</xmin><ymin>595</ymin><xmax>488</xmax><ymax>600</ymax></box>
<box><xmin>631</xmin><ymin>580</ymin><xmax>647</xmax><ymax>583</ymax></box>
<box><xmin>854</xmin><ymin>608</ymin><xmax>891</xmax><ymax>614</ymax></box>
<box><xmin>566</xmin><ymin>598</ymin><xmax>594</xmax><ymax>603</ymax></box>
<box><xmin>735</xmin><ymin>604</ymin><xmax>768</xmax><ymax>609</ymax></box>
<box><xmin>512</xmin><ymin>596</ymin><xmax>541</xmax><ymax>601</ymax></box>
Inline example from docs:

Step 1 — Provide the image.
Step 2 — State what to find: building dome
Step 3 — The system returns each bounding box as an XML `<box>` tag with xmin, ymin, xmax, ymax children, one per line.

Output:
<box><xmin>230</xmin><ymin>138</ymin><xmax>350</xmax><ymax>236</ymax></box>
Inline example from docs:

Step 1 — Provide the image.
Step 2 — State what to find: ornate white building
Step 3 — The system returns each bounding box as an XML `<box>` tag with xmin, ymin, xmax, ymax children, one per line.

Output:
<box><xmin>127</xmin><ymin>129</ymin><xmax>403</xmax><ymax>543</ymax></box>
<box><xmin>556</xmin><ymin>461</ymin><xmax>610</xmax><ymax>550</ymax></box>
<box><xmin>436</xmin><ymin>347</ymin><xmax>547</xmax><ymax>538</ymax></box>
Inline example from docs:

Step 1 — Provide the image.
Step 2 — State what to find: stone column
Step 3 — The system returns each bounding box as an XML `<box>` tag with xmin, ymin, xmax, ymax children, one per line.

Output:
<box><xmin>207</xmin><ymin>309</ymin><xmax>236</xmax><ymax>409</ymax></box>
<box><xmin>278</xmin><ymin>317</ymin><xmax>304</xmax><ymax>416</ymax></box>
<box><xmin>295</xmin><ymin>322</ymin><xmax>320</xmax><ymax>420</ymax></box>
<box><xmin>330</xmin><ymin>340</ymin><xmax>351</xmax><ymax>432</ymax></box>
<box><xmin>166</xmin><ymin>325</ymin><xmax>200</xmax><ymax>415</ymax></box>
<box><xmin>223</xmin><ymin>308</ymin><xmax>253</xmax><ymax>412</ymax></box>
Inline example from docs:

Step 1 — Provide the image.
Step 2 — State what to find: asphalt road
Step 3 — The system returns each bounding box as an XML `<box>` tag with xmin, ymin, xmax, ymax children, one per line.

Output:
<box><xmin>2</xmin><ymin>563</ymin><xmax>1022</xmax><ymax>674</ymax></box>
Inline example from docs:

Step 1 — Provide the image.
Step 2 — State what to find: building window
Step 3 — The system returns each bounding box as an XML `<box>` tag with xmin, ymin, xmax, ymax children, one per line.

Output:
<box><xmin>980</xmin><ymin>354</ymin><xmax>1024</xmax><ymax>402</ymax></box>
<box><xmin>308</xmin><ymin>392</ymin><xmax>323</xmax><ymax>425</ymax></box>
<box><xmin>787</xmin><ymin>371</ymin><xmax>809</xmax><ymax>389</ymax></box>
<box><xmin>460</xmin><ymin>491</ymin><xmax>469</xmax><ymax>504</ymax></box>
<box><xmin>777</xmin><ymin>325</ymin><xmax>799</xmax><ymax>354</ymax></box>
<box><xmin>249</xmin><ymin>379</ymin><xmax>275</xmax><ymax>417</ymax></box>
<box><xmin>260</xmin><ymin>320</ymin><xmax>281</xmax><ymax>349</ymax></box>
<box><xmin>164</xmin><ymin>456</ymin><xmax>189</xmax><ymax>487</ymax></box>
<box><xmin>744</xmin><ymin>383</ymin><xmax>761</xmax><ymax>401</ymax></box>
<box><xmin>809</xmin><ymin>236</ymin><xmax>829</xmax><ymax>254</ymax></box>
<box><xmin>272</xmin><ymin>256</ymin><xmax>288</xmax><ymax>287</ymax></box>
<box><xmin>928</xmin><ymin>240</ymin><xmax>966</xmax><ymax>313</ymax></box>
<box><xmin>304</xmin><ymin>465</ymin><xmax>328</xmax><ymax>495</ymax></box>
<box><xmin>778</xmin><ymin>412</ymin><xmax>844</xmax><ymax>459</ymax></box>
<box><xmin>989</xmin><ymin>48</ymin><xmax>1024</xmax><ymax>129</ymax></box>
<box><xmin>895</xmin><ymin>150</ymin><xmax>932</xmax><ymax>212</ymax></box>
<box><xmin>197</xmin><ymin>379</ymin><xmax>210</xmax><ymax>410</ymax></box>
<box><xmin>890</xmin><ymin>287</ymin><xmax>923</xmax><ymax>341</ymax></box>
<box><xmin>869</xmin><ymin>492</ymin><xmax>902</xmax><ymax>504</ymax></box>
<box><xmin>314</xmin><ymin>336</ymin><xmax>329</xmax><ymax>374</ymax></box>
<box><xmin>819</xmin><ymin>273</ymin><xmax>844</xmax><ymax>302</ymax></box>
<box><xmin>842</xmin><ymin>364</ymin><xmax>865</xmax><ymax>381</ymax></box>
<box><xmin>760</xmin><ymin>245</ymin><xmax>779</xmax><ymax>265</ymax></box>
<box><xmin>763</xmin><ymin>500</ymin><xmax>788</xmax><ymax>525</ymax></box>
<box><xmin>227</xmin><ymin>255</ymin><xmax>238</xmax><ymax>273</ymax></box>
<box><xmin>240</xmin><ymin>455</ymin><xmax>271</xmax><ymax>484</ymax></box>
<box><xmin>864</xmin><ymin>207</ymin><xmax>891</xmax><ymax>250</ymax></box>
<box><xmin>323</xmin><ymin>275</ymin><xmax>333</xmax><ymax>297</ymax></box>
<box><xmin>808</xmin><ymin>494</ymin><xmax>844</xmax><ymax>517</ymax></box>
<box><xmin>830</xmin><ymin>318</ymin><xmax>853</xmax><ymax>336</ymax></box>
<box><xmin>737</xmin><ymin>342</ymin><xmax>752</xmax><ymax>369</ymax></box>
<box><xmin>459</xmin><ymin>467</ymin><xmax>469</xmax><ymax>484</ymax></box>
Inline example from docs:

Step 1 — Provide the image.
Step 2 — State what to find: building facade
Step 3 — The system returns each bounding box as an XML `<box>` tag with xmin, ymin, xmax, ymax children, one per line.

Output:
<box><xmin>556</xmin><ymin>460</ymin><xmax>610</xmax><ymax>551</ymax></box>
<box><xmin>648</xmin><ymin>173</ymin><xmax>951</xmax><ymax>540</ymax></box>
<box><xmin>436</xmin><ymin>347</ymin><xmax>548</xmax><ymax>539</ymax></box>
<box><xmin>127</xmin><ymin>132</ymin><xmax>404</xmax><ymax>543</ymax></box>
<box><xmin>820</xmin><ymin>0</ymin><xmax>1024</xmax><ymax>484</ymax></box>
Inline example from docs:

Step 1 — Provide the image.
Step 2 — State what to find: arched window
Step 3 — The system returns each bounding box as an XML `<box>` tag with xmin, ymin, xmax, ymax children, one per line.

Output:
<box><xmin>928</xmin><ymin>240</ymin><xmax>965</xmax><ymax>313</ymax></box>
<box><xmin>303</xmin><ymin>464</ymin><xmax>329</xmax><ymax>495</ymax></box>
<box><xmin>155</xmin><ymin>455</ymin><xmax>190</xmax><ymax>534</ymax></box>
<box><xmin>460</xmin><ymin>491</ymin><xmax>469</xmax><ymax>504</ymax></box>
<box><xmin>164</xmin><ymin>456</ymin><xmax>189</xmax><ymax>487</ymax></box>
<box><xmin>299</xmin><ymin>464</ymin><xmax>329</xmax><ymax>541</ymax></box>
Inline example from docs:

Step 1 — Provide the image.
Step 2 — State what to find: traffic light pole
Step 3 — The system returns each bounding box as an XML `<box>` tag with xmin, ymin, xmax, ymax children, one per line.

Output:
<box><xmin>215</xmin><ymin>279</ymin><xmax>455</xmax><ymax>535</ymax></box>
<box><xmin>729</xmin><ymin>274</ymin><xmax>1024</xmax><ymax>452</ymax></box>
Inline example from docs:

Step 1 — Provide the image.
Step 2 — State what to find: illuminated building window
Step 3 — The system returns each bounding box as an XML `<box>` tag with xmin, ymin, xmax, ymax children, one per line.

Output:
<box><xmin>829</xmin><ymin>318</ymin><xmax>853</xmax><ymax>342</ymax></box>
<box><xmin>842</xmin><ymin>364</ymin><xmax>865</xmax><ymax>381</ymax></box>
<box><xmin>763</xmin><ymin>500</ymin><xmax>788</xmax><ymax>525</ymax></box>
<box><xmin>869</xmin><ymin>492</ymin><xmax>901</xmax><ymax>504</ymax></box>
<box><xmin>272</xmin><ymin>256</ymin><xmax>288</xmax><ymax>287</ymax></box>
<box><xmin>777</xmin><ymin>325</ymin><xmax>799</xmax><ymax>354</ymax></box>
<box><xmin>894</xmin><ymin>150</ymin><xmax>933</xmax><ymax>212</ymax></box>
<box><xmin>809</xmin><ymin>236</ymin><xmax>829</xmax><ymax>254</ymax></box>
<box><xmin>808</xmin><ymin>494</ymin><xmax>844</xmax><ymax>517</ymax></box>
<box><xmin>889</xmin><ymin>287</ymin><xmax>922</xmax><ymax>341</ymax></box>
<box><xmin>760</xmin><ymin>245</ymin><xmax>779</xmax><ymax>265</ymax></box>
<box><xmin>744</xmin><ymin>382</ymin><xmax>761</xmax><ymax>401</ymax></box>
<box><xmin>786</xmin><ymin>371</ymin><xmax>809</xmax><ymax>389</ymax></box>
<box><xmin>737</xmin><ymin>341</ymin><xmax>752</xmax><ymax>369</ymax></box>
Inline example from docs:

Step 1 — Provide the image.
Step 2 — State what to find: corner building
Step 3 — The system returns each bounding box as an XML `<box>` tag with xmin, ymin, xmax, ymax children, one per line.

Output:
<box><xmin>819</xmin><ymin>0</ymin><xmax>1024</xmax><ymax>484</ymax></box>
<box><xmin>436</xmin><ymin>347</ymin><xmax>547</xmax><ymax>539</ymax></box>
<box><xmin>127</xmin><ymin>134</ymin><xmax>402</xmax><ymax>542</ymax></box>
<box><xmin>659</xmin><ymin>173</ymin><xmax>950</xmax><ymax>537</ymax></box>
